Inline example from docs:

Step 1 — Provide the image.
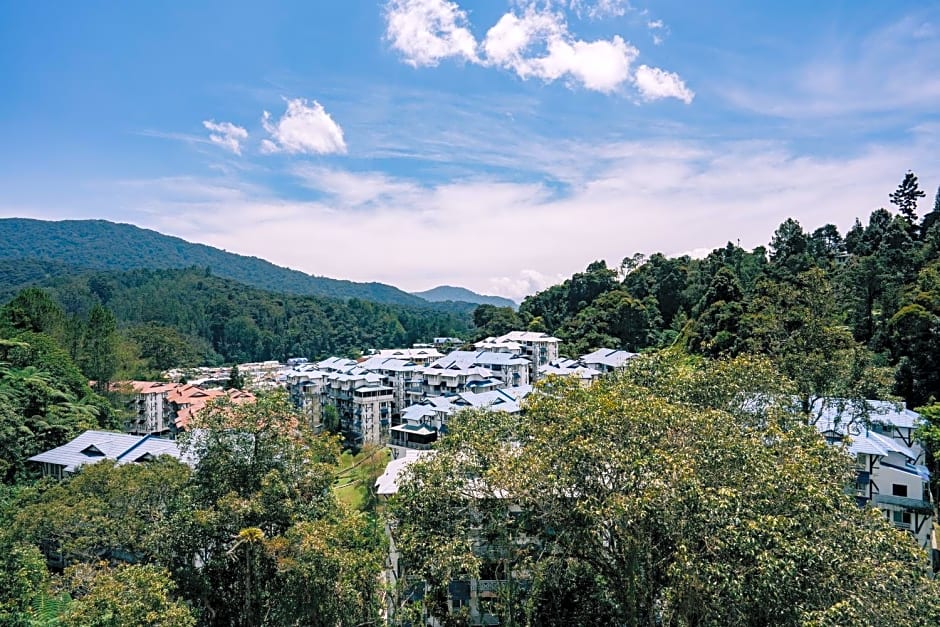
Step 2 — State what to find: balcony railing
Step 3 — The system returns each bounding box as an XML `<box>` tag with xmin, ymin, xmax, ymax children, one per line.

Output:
<box><xmin>390</xmin><ymin>439</ymin><xmax>434</xmax><ymax>450</ymax></box>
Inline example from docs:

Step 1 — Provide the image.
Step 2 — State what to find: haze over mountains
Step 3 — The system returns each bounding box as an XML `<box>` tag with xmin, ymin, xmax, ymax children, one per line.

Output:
<box><xmin>0</xmin><ymin>219</ymin><xmax>509</xmax><ymax>308</ymax></box>
<box><xmin>411</xmin><ymin>285</ymin><xmax>516</xmax><ymax>308</ymax></box>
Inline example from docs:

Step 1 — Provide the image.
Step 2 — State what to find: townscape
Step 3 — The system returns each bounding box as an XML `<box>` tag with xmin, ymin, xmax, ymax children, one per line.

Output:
<box><xmin>4</xmin><ymin>1</ymin><xmax>940</xmax><ymax>624</ymax></box>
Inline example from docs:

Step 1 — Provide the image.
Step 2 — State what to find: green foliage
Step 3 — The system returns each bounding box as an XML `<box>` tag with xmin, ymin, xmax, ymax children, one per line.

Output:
<box><xmin>58</xmin><ymin>563</ymin><xmax>195</xmax><ymax>627</ymax></box>
<box><xmin>472</xmin><ymin>304</ymin><xmax>527</xmax><ymax>338</ymax></box>
<box><xmin>7</xmin><ymin>457</ymin><xmax>192</xmax><ymax>564</ymax></box>
<box><xmin>0</xmin><ymin>540</ymin><xmax>53</xmax><ymax>626</ymax></box>
<box><xmin>0</xmin><ymin>331</ymin><xmax>110</xmax><ymax>483</ymax></box>
<box><xmin>224</xmin><ymin>364</ymin><xmax>245</xmax><ymax>390</ymax></box>
<box><xmin>889</xmin><ymin>170</ymin><xmax>926</xmax><ymax>227</ymax></box>
<box><xmin>169</xmin><ymin>391</ymin><xmax>385</xmax><ymax>626</ymax></box>
<box><xmin>393</xmin><ymin>354</ymin><xmax>940</xmax><ymax>626</ymax></box>
<box><xmin>0</xmin><ymin>218</ymin><xmax>444</xmax><ymax>307</ymax></box>
<box><xmin>28</xmin><ymin>268</ymin><xmax>471</xmax><ymax>364</ymax></box>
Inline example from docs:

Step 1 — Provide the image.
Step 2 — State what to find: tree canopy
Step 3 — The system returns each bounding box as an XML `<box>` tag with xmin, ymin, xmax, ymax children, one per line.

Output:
<box><xmin>392</xmin><ymin>353</ymin><xmax>940</xmax><ymax>626</ymax></box>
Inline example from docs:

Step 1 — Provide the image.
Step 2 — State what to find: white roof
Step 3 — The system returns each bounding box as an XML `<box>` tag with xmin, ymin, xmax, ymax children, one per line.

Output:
<box><xmin>496</xmin><ymin>331</ymin><xmax>560</xmax><ymax>343</ymax></box>
<box><xmin>375</xmin><ymin>451</ymin><xmax>432</xmax><ymax>496</ymax></box>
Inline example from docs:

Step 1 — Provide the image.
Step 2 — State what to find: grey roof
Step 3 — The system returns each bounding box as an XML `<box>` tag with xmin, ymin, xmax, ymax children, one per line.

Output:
<box><xmin>873</xmin><ymin>494</ymin><xmax>934</xmax><ymax>514</ymax></box>
<box><xmin>27</xmin><ymin>430</ymin><xmax>186</xmax><ymax>473</ymax></box>
<box><xmin>357</xmin><ymin>356</ymin><xmax>419</xmax><ymax>372</ymax></box>
<box><xmin>812</xmin><ymin>398</ymin><xmax>921</xmax><ymax>430</ymax></box>
<box><xmin>428</xmin><ymin>350</ymin><xmax>527</xmax><ymax>370</ymax></box>
<box><xmin>579</xmin><ymin>348</ymin><xmax>638</xmax><ymax>369</ymax></box>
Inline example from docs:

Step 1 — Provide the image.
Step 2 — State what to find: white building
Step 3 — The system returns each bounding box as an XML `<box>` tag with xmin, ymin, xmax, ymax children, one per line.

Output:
<box><xmin>476</xmin><ymin>331</ymin><xmax>560</xmax><ymax>380</ymax></box>
<box><xmin>815</xmin><ymin>399</ymin><xmax>934</xmax><ymax>552</ymax></box>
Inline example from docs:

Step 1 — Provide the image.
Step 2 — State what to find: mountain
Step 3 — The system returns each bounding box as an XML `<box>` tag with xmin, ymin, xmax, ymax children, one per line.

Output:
<box><xmin>27</xmin><ymin>266</ymin><xmax>475</xmax><ymax>366</ymax></box>
<box><xmin>413</xmin><ymin>285</ymin><xmax>516</xmax><ymax>308</ymax></box>
<box><xmin>0</xmin><ymin>218</ymin><xmax>431</xmax><ymax>307</ymax></box>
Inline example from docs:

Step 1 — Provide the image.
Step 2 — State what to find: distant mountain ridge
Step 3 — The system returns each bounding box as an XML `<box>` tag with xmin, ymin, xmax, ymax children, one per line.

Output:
<box><xmin>0</xmin><ymin>218</ymin><xmax>439</xmax><ymax>307</ymax></box>
<box><xmin>412</xmin><ymin>285</ymin><xmax>517</xmax><ymax>308</ymax></box>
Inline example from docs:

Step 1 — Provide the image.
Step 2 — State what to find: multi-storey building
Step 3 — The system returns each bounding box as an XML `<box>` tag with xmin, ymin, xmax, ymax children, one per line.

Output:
<box><xmin>389</xmin><ymin>387</ymin><xmax>529</xmax><ymax>459</ymax></box>
<box><xmin>356</xmin><ymin>356</ymin><xmax>421</xmax><ymax>422</ymax></box>
<box><xmin>325</xmin><ymin>366</ymin><xmax>394</xmax><ymax>446</ymax></box>
<box><xmin>815</xmin><ymin>399</ymin><xmax>934</xmax><ymax>552</ymax></box>
<box><xmin>475</xmin><ymin>331</ymin><xmax>560</xmax><ymax>381</ymax></box>
<box><xmin>120</xmin><ymin>381</ymin><xmax>178</xmax><ymax>436</ymax></box>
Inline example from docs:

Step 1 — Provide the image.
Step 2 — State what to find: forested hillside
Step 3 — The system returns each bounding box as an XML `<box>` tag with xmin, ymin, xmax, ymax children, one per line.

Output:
<box><xmin>0</xmin><ymin>218</ymin><xmax>432</xmax><ymax>306</ymax></box>
<box><xmin>19</xmin><ymin>267</ymin><xmax>473</xmax><ymax>370</ymax></box>
<box><xmin>482</xmin><ymin>173</ymin><xmax>940</xmax><ymax>408</ymax></box>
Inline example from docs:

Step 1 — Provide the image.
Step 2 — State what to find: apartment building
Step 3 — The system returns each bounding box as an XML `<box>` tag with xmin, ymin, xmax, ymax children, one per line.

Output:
<box><xmin>815</xmin><ymin>399</ymin><xmax>934</xmax><ymax>552</ymax></box>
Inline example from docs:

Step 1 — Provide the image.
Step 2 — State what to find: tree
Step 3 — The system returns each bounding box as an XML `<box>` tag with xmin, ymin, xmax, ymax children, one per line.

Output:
<box><xmin>889</xmin><ymin>170</ymin><xmax>926</xmax><ymax>228</ymax></box>
<box><xmin>58</xmin><ymin>563</ymin><xmax>195</xmax><ymax>627</ymax></box>
<box><xmin>81</xmin><ymin>305</ymin><xmax>118</xmax><ymax>396</ymax></box>
<box><xmin>921</xmin><ymin>185</ymin><xmax>940</xmax><ymax>236</ymax></box>
<box><xmin>171</xmin><ymin>392</ymin><xmax>383</xmax><ymax>626</ymax></box>
<box><xmin>392</xmin><ymin>353</ymin><xmax>940</xmax><ymax>626</ymax></box>
<box><xmin>0</xmin><ymin>540</ymin><xmax>53</xmax><ymax>626</ymax></box>
<box><xmin>743</xmin><ymin>269</ymin><xmax>891</xmax><ymax>421</ymax></box>
<box><xmin>224</xmin><ymin>364</ymin><xmax>245</xmax><ymax>390</ymax></box>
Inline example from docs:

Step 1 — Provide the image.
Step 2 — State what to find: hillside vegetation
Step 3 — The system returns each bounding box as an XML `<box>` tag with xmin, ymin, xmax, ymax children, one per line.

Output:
<box><xmin>0</xmin><ymin>218</ymin><xmax>433</xmax><ymax>307</ymax></box>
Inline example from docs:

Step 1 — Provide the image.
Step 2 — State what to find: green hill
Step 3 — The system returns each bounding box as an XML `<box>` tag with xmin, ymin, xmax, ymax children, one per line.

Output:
<box><xmin>29</xmin><ymin>266</ymin><xmax>474</xmax><ymax>365</ymax></box>
<box><xmin>412</xmin><ymin>285</ymin><xmax>517</xmax><ymax>308</ymax></box>
<box><xmin>0</xmin><ymin>218</ymin><xmax>430</xmax><ymax>307</ymax></box>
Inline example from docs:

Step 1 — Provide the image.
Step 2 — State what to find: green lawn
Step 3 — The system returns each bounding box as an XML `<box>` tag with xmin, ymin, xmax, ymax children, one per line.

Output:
<box><xmin>333</xmin><ymin>446</ymin><xmax>390</xmax><ymax>511</ymax></box>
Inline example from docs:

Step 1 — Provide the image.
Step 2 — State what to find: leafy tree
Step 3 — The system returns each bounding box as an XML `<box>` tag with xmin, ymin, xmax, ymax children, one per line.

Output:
<box><xmin>0</xmin><ymin>540</ymin><xmax>52</xmax><ymax>626</ymax></box>
<box><xmin>224</xmin><ymin>364</ymin><xmax>245</xmax><ymax>391</ymax></box>
<box><xmin>171</xmin><ymin>392</ymin><xmax>384</xmax><ymax>626</ymax></box>
<box><xmin>889</xmin><ymin>170</ymin><xmax>926</xmax><ymax>228</ymax></box>
<box><xmin>686</xmin><ymin>266</ymin><xmax>746</xmax><ymax>357</ymax></box>
<box><xmin>393</xmin><ymin>353</ymin><xmax>940</xmax><ymax>626</ymax></box>
<box><xmin>743</xmin><ymin>269</ymin><xmax>891</xmax><ymax>421</ymax></box>
<box><xmin>7</xmin><ymin>457</ymin><xmax>192</xmax><ymax>565</ymax></box>
<box><xmin>920</xmin><ymin>185</ymin><xmax>940</xmax><ymax>236</ymax></box>
<box><xmin>472</xmin><ymin>305</ymin><xmax>525</xmax><ymax>338</ymax></box>
<box><xmin>81</xmin><ymin>304</ymin><xmax>118</xmax><ymax>396</ymax></box>
<box><xmin>58</xmin><ymin>563</ymin><xmax>195</xmax><ymax>627</ymax></box>
<box><xmin>769</xmin><ymin>218</ymin><xmax>812</xmax><ymax>278</ymax></box>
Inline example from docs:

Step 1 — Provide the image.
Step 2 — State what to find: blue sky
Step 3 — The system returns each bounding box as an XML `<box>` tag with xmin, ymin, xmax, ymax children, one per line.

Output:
<box><xmin>2</xmin><ymin>1</ymin><xmax>938</xmax><ymax>299</ymax></box>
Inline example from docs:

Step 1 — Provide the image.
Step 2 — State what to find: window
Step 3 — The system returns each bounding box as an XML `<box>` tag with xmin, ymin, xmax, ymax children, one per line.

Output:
<box><xmin>893</xmin><ymin>510</ymin><xmax>911</xmax><ymax>526</ymax></box>
<box><xmin>892</xmin><ymin>484</ymin><xmax>908</xmax><ymax>497</ymax></box>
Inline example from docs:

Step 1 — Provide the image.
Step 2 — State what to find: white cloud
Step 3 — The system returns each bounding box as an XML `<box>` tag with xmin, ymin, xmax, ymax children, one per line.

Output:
<box><xmin>63</xmin><ymin>126</ymin><xmax>937</xmax><ymax>301</ymax></box>
<box><xmin>647</xmin><ymin>19</ymin><xmax>665</xmax><ymax>44</ymax></box>
<box><xmin>568</xmin><ymin>0</ymin><xmax>630</xmax><ymax>20</ymax></box>
<box><xmin>634</xmin><ymin>64</ymin><xmax>694</xmax><ymax>103</ymax></box>
<box><xmin>488</xmin><ymin>269</ymin><xmax>567</xmax><ymax>300</ymax></box>
<box><xmin>382</xmin><ymin>0</ymin><xmax>688</xmax><ymax>97</ymax></box>
<box><xmin>202</xmin><ymin>120</ymin><xmax>248</xmax><ymax>155</ymax></box>
<box><xmin>483</xmin><ymin>7</ymin><xmax>637</xmax><ymax>93</ymax></box>
<box><xmin>260</xmin><ymin>98</ymin><xmax>347</xmax><ymax>155</ymax></box>
<box><xmin>385</xmin><ymin>0</ymin><xmax>479</xmax><ymax>66</ymax></box>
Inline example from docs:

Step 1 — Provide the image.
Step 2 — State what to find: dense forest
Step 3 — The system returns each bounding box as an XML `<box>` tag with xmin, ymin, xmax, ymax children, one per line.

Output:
<box><xmin>476</xmin><ymin>172</ymin><xmax>940</xmax><ymax>409</ymax></box>
<box><xmin>0</xmin><ymin>218</ymin><xmax>438</xmax><ymax>307</ymax></box>
<box><xmin>12</xmin><ymin>267</ymin><xmax>474</xmax><ymax>372</ymax></box>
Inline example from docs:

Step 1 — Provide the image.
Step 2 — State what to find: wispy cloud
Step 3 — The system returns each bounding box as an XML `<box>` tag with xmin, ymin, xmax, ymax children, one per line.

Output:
<box><xmin>261</xmin><ymin>98</ymin><xmax>347</xmax><ymax>155</ymax></box>
<box><xmin>725</xmin><ymin>13</ymin><xmax>940</xmax><ymax>118</ymax></box>
<box><xmin>202</xmin><ymin>120</ymin><xmax>248</xmax><ymax>155</ymax></box>
<box><xmin>46</xmin><ymin>126</ymin><xmax>936</xmax><ymax>300</ymax></box>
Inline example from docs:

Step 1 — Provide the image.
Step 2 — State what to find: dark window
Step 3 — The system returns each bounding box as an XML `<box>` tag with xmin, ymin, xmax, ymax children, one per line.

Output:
<box><xmin>892</xmin><ymin>484</ymin><xmax>908</xmax><ymax>497</ymax></box>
